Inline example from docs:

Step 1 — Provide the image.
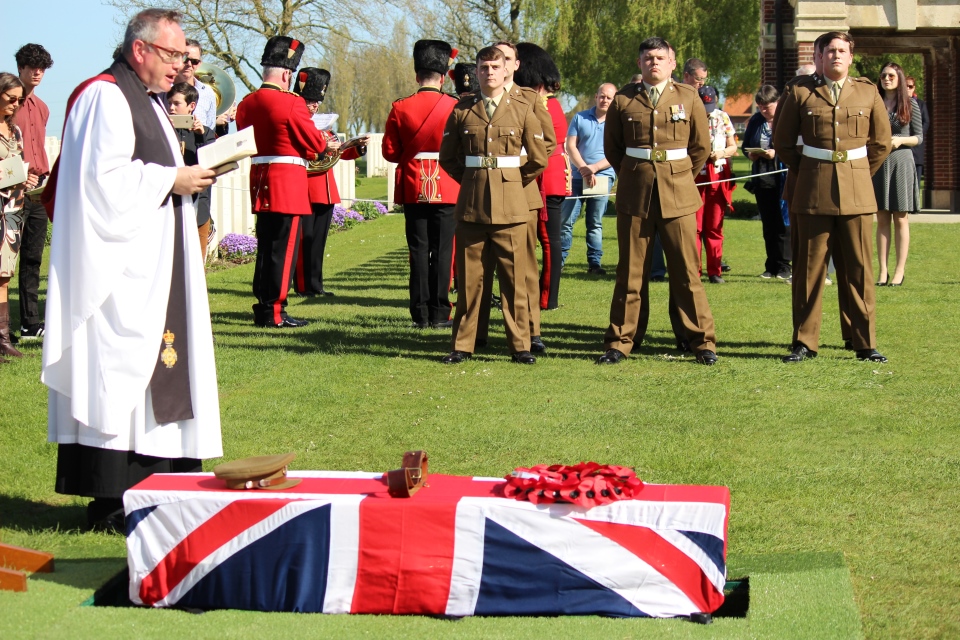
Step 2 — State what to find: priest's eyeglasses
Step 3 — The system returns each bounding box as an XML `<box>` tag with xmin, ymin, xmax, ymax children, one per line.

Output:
<box><xmin>144</xmin><ymin>42</ymin><xmax>188</xmax><ymax>64</ymax></box>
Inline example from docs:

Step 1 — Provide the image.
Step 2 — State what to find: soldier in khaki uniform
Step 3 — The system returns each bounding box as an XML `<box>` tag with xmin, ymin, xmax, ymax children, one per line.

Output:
<box><xmin>473</xmin><ymin>41</ymin><xmax>557</xmax><ymax>353</ymax></box>
<box><xmin>439</xmin><ymin>46</ymin><xmax>549</xmax><ymax>364</ymax></box>
<box><xmin>597</xmin><ymin>37</ymin><xmax>717</xmax><ymax>366</ymax></box>
<box><xmin>773</xmin><ymin>31</ymin><xmax>891</xmax><ymax>363</ymax></box>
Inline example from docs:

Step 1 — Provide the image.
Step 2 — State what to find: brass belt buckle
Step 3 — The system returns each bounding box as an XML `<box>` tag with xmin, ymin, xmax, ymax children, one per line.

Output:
<box><xmin>481</xmin><ymin>156</ymin><xmax>497</xmax><ymax>169</ymax></box>
<box><xmin>652</xmin><ymin>149</ymin><xmax>667</xmax><ymax>162</ymax></box>
<box><xmin>832</xmin><ymin>150</ymin><xmax>848</xmax><ymax>163</ymax></box>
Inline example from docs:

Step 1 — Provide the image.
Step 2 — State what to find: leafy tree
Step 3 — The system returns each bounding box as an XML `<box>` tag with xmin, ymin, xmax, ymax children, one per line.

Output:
<box><xmin>108</xmin><ymin>0</ymin><xmax>400</xmax><ymax>91</ymax></box>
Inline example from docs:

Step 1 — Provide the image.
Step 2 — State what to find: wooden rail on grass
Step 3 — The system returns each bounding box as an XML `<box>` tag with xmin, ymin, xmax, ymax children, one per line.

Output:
<box><xmin>0</xmin><ymin>543</ymin><xmax>54</xmax><ymax>592</ymax></box>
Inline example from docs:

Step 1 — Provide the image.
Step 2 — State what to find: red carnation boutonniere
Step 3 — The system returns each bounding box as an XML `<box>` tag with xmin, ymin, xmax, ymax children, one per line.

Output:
<box><xmin>503</xmin><ymin>462</ymin><xmax>643</xmax><ymax>508</ymax></box>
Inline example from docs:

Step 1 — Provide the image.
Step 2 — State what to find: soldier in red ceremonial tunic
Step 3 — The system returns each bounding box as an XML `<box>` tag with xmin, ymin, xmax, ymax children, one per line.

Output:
<box><xmin>235</xmin><ymin>36</ymin><xmax>327</xmax><ymax>328</ymax></box>
<box><xmin>383</xmin><ymin>40</ymin><xmax>460</xmax><ymax>328</ymax></box>
<box><xmin>515</xmin><ymin>43</ymin><xmax>570</xmax><ymax>312</ymax></box>
<box><xmin>292</xmin><ymin>67</ymin><xmax>367</xmax><ymax>298</ymax></box>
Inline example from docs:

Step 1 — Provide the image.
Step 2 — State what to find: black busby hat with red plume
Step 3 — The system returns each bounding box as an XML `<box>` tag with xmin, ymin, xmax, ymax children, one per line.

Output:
<box><xmin>261</xmin><ymin>36</ymin><xmax>304</xmax><ymax>71</ymax></box>
<box><xmin>294</xmin><ymin>67</ymin><xmax>331</xmax><ymax>103</ymax></box>
<box><xmin>413</xmin><ymin>39</ymin><xmax>457</xmax><ymax>76</ymax></box>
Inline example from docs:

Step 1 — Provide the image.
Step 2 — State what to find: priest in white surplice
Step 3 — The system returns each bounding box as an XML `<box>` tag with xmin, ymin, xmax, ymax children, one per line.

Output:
<box><xmin>41</xmin><ymin>8</ymin><xmax>222</xmax><ymax>532</ymax></box>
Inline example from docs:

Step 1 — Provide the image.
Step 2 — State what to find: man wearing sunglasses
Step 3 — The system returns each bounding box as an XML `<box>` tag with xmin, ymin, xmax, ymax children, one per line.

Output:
<box><xmin>174</xmin><ymin>39</ymin><xmax>216</xmax><ymax>131</ymax></box>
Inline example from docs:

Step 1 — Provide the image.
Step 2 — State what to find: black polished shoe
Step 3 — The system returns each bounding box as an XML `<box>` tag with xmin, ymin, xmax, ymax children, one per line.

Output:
<box><xmin>318</xmin><ymin>289</ymin><xmax>335</xmax><ymax>296</ymax></box>
<box><xmin>676</xmin><ymin>339</ymin><xmax>692</xmax><ymax>353</ymax></box>
<box><xmin>876</xmin><ymin>281</ymin><xmax>888</xmax><ymax>287</ymax></box>
<box><xmin>708</xmin><ymin>275</ymin><xmax>725</xmax><ymax>284</ymax></box>
<box><xmin>720</xmin><ymin>261</ymin><xmax>731</xmax><ymax>273</ymax></box>
<box><xmin>587</xmin><ymin>265</ymin><xmax>606</xmax><ymax>275</ymax></box>
<box><xmin>844</xmin><ymin>339</ymin><xmax>854</xmax><ymax>351</ymax></box>
<box><xmin>596</xmin><ymin>349</ymin><xmax>626</xmax><ymax>364</ymax></box>
<box><xmin>430</xmin><ymin>319</ymin><xmax>454</xmax><ymax>329</ymax></box>
<box><xmin>530</xmin><ymin>336</ymin><xmax>546</xmax><ymax>353</ymax></box>
<box><xmin>475</xmin><ymin>338</ymin><xmax>488</xmax><ymax>349</ymax></box>
<box><xmin>441</xmin><ymin>350</ymin><xmax>472</xmax><ymax>364</ymax></box>
<box><xmin>511</xmin><ymin>350</ymin><xmax>536</xmax><ymax>364</ymax></box>
<box><xmin>411</xmin><ymin>321</ymin><xmax>428</xmax><ymax>329</ymax></box>
<box><xmin>696</xmin><ymin>349</ymin><xmax>718</xmax><ymax>365</ymax></box>
<box><xmin>888</xmin><ymin>276</ymin><xmax>905</xmax><ymax>287</ymax></box>
<box><xmin>255</xmin><ymin>315</ymin><xmax>310</xmax><ymax>328</ymax></box>
<box><xmin>856</xmin><ymin>349</ymin><xmax>888</xmax><ymax>363</ymax></box>
<box><xmin>782</xmin><ymin>344</ymin><xmax>817</xmax><ymax>363</ymax></box>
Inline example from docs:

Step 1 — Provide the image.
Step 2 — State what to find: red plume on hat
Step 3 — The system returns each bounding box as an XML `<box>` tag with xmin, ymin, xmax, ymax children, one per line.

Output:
<box><xmin>261</xmin><ymin>35</ymin><xmax>304</xmax><ymax>71</ymax></box>
<box><xmin>294</xmin><ymin>67</ymin><xmax>331</xmax><ymax>103</ymax></box>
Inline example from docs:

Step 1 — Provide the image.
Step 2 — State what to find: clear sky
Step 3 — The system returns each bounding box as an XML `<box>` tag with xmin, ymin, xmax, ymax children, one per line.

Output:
<box><xmin>4</xmin><ymin>2</ymin><xmax>133</xmax><ymax>135</ymax></box>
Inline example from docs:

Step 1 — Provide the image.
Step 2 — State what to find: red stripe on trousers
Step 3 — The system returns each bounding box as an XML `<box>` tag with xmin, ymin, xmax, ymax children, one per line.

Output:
<box><xmin>274</xmin><ymin>216</ymin><xmax>301</xmax><ymax>324</ymax></box>
<box><xmin>537</xmin><ymin>214</ymin><xmax>552</xmax><ymax>310</ymax></box>
<box><xmin>138</xmin><ymin>499</ymin><xmax>292</xmax><ymax>606</ymax></box>
<box><xmin>294</xmin><ymin>223</ymin><xmax>307</xmax><ymax>293</ymax></box>
<box><xmin>575</xmin><ymin>519</ymin><xmax>724</xmax><ymax>613</ymax></box>
<box><xmin>351</xmin><ymin>498</ymin><xmax>458</xmax><ymax>613</ymax></box>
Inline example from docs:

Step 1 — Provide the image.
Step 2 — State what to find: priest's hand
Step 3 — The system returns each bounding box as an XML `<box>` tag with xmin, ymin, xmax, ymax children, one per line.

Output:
<box><xmin>173</xmin><ymin>166</ymin><xmax>217</xmax><ymax>195</ymax></box>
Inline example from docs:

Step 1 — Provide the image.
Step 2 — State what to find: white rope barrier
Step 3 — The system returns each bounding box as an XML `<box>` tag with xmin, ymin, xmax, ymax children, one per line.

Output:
<box><xmin>210</xmin><ymin>169</ymin><xmax>790</xmax><ymax>203</ymax></box>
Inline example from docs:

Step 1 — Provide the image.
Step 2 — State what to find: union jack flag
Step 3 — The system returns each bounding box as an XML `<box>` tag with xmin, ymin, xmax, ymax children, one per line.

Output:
<box><xmin>125</xmin><ymin>472</ymin><xmax>729</xmax><ymax>617</ymax></box>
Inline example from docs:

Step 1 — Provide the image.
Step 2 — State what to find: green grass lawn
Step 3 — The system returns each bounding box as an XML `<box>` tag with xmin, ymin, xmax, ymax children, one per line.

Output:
<box><xmin>2</xmin><ymin>213</ymin><xmax>959</xmax><ymax>639</ymax></box>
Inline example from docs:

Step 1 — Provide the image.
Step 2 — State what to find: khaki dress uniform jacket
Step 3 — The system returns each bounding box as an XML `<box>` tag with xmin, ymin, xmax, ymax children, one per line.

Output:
<box><xmin>773</xmin><ymin>74</ymin><xmax>852</xmax><ymax>345</ymax></box>
<box><xmin>439</xmin><ymin>90</ymin><xmax>549</xmax><ymax>354</ymax></box>
<box><xmin>475</xmin><ymin>84</ymin><xmax>557</xmax><ymax>344</ymax></box>
<box><xmin>773</xmin><ymin>74</ymin><xmax>892</xmax><ymax>352</ymax></box>
<box><xmin>602</xmin><ymin>80</ymin><xmax>717</xmax><ymax>356</ymax></box>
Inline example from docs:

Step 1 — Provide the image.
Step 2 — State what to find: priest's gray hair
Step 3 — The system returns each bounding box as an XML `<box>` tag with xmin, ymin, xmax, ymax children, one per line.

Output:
<box><xmin>122</xmin><ymin>9</ymin><xmax>183</xmax><ymax>57</ymax></box>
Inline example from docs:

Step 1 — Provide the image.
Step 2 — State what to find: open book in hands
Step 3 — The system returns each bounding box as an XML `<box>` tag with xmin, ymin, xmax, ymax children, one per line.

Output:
<box><xmin>197</xmin><ymin>126</ymin><xmax>258</xmax><ymax>176</ymax></box>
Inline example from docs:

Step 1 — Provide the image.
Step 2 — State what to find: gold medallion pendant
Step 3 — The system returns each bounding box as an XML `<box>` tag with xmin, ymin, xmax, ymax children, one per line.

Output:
<box><xmin>160</xmin><ymin>329</ymin><xmax>178</xmax><ymax>368</ymax></box>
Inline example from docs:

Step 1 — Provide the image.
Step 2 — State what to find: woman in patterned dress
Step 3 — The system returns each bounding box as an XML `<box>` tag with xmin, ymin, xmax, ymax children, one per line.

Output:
<box><xmin>0</xmin><ymin>72</ymin><xmax>32</xmax><ymax>361</ymax></box>
<box><xmin>872</xmin><ymin>63</ymin><xmax>922</xmax><ymax>287</ymax></box>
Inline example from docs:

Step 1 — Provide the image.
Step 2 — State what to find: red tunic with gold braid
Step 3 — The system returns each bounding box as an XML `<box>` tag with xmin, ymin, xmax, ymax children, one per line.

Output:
<box><xmin>538</xmin><ymin>96</ymin><xmax>572</xmax><ymax>197</ymax></box>
<box><xmin>236</xmin><ymin>83</ymin><xmax>327</xmax><ymax>215</ymax></box>
<box><xmin>382</xmin><ymin>87</ymin><xmax>460</xmax><ymax>205</ymax></box>
<box><xmin>307</xmin><ymin>146</ymin><xmax>362</xmax><ymax>204</ymax></box>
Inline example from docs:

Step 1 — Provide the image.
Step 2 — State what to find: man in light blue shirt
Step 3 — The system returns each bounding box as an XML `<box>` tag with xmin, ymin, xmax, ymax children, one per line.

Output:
<box><xmin>560</xmin><ymin>83</ymin><xmax>617</xmax><ymax>273</ymax></box>
<box><xmin>175</xmin><ymin>39</ymin><xmax>217</xmax><ymax>131</ymax></box>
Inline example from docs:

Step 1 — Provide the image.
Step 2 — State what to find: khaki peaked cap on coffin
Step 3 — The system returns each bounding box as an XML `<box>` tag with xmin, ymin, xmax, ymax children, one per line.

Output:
<box><xmin>214</xmin><ymin>453</ymin><xmax>302</xmax><ymax>490</ymax></box>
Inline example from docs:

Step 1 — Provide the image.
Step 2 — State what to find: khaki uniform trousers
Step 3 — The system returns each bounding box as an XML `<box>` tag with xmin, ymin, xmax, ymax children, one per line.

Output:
<box><xmin>452</xmin><ymin>221</ymin><xmax>531</xmax><ymax>354</ymax></box>
<box><xmin>604</xmin><ymin>192</ymin><xmax>716</xmax><ymax>355</ymax></box>
<box><xmin>473</xmin><ymin>217</ymin><xmax>542</xmax><ymax>345</ymax></box>
<box><xmin>793</xmin><ymin>213</ymin><xmax>875</xmax><ymax>351</ymax></box>
<box><xmin>787</xmin><ymin>174</ymin><xmax>852</xmax><ymax>343</ymax></box>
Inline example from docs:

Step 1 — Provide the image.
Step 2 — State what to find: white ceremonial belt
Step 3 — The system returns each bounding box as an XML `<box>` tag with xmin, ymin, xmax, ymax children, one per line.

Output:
<box><xmin>251</xmin><ymin>156</ymin><xmax>307</xmax><ymax>167</ymax></box>
<box><xmin>801</xmin><ymin>145</ymin><xmax>867</xmax><ymax>163</ymax></box>
<box><xmin>465</xmin><ymin>155</ymin><xmax>521</xmax><ymax>169</ymax></box>
<box><xmin>414</xmin><ymin>152</ymin><xmax>440</xmax><ymax>160</ymax></box>
<box><xmin>625</xmin><ymin>147</ymin><xmax>688</xmax><ymax>162</ymax></box>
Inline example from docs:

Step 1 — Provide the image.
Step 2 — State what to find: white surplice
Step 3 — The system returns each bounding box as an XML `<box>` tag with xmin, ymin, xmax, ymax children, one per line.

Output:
<box><xmin>42</xmin><ymin>81</ymin><xmax>222</xmax><ymax>460</ymax></box>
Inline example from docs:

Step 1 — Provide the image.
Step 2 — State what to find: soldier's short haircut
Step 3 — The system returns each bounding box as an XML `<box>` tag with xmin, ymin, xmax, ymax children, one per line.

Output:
<box><xmin>817</xmin><ymin>31</ymin><xmax>854</xmax><ymax>53</ymax></box>
<box><xmin>638</xmin><ymin>37</ymin><xmax>672</xmax><ymax>56</ymax></box>
<box><xmin>476</xmin><ymin>46</ymin><xmax>506</xmax><ymax>65</ymax></box>
<box><xmin>169</xmin><ymin>81</ymin><xmax>199</xmax><ymax>105</ymax></box>
<box><xmin>683</xmin><ymin>58</ymin><xmax>707</xmax><ymax>76</ymax></box>
<box><xmin>492</xmin><ymin>41</ymin><xmax>517</xmax><ymax>57</ymax></box>
<box><xmin>755</xmin><ymin>84</ymin><xmax>780</xmax><ymax>106</ymax></box>
<box><xmin>416</xmin><ymin>70</ymin><xmax>443</xmax><ymax>83</ymax></box>
<box><xmin>122</xmin><ymin>9</ymin><xmax>183</xmax><ymax>57</ymax></box>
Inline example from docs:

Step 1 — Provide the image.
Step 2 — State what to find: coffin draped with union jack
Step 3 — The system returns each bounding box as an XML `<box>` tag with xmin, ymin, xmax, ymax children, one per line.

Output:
<box><xmin>124</xmin><ymin>472</ymin><xmax>729</xmax><ymax>617</ymax></box>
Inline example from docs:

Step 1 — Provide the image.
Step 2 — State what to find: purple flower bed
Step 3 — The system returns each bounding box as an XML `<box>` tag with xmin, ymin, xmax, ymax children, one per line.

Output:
<box><xmin>332</xmin><ymin>205</ymin><xmax>366</xmax><ymax>228</ymax></box>
<box><xmin>219</xmin><ymin>233</ymin><xmax>258</xmax><ymax>260</ymax></box>
<box><xmin>374</xmin><ymin>201</ymin><xmax>388</xmax><ymax>215</ymax></box>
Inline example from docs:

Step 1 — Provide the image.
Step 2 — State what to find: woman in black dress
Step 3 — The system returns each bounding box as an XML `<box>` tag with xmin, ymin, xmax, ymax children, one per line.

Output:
<box><xmin>873</xmin><ymin>62</ymin><xmax>922</xmax><ymax>287</ymax></box>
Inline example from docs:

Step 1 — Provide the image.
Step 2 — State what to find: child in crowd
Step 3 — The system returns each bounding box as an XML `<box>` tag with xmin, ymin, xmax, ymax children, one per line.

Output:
<box><xmin>168</xmin><ymin>82</ymin><xmax>215</xmax><ymax>261</ymax></box>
